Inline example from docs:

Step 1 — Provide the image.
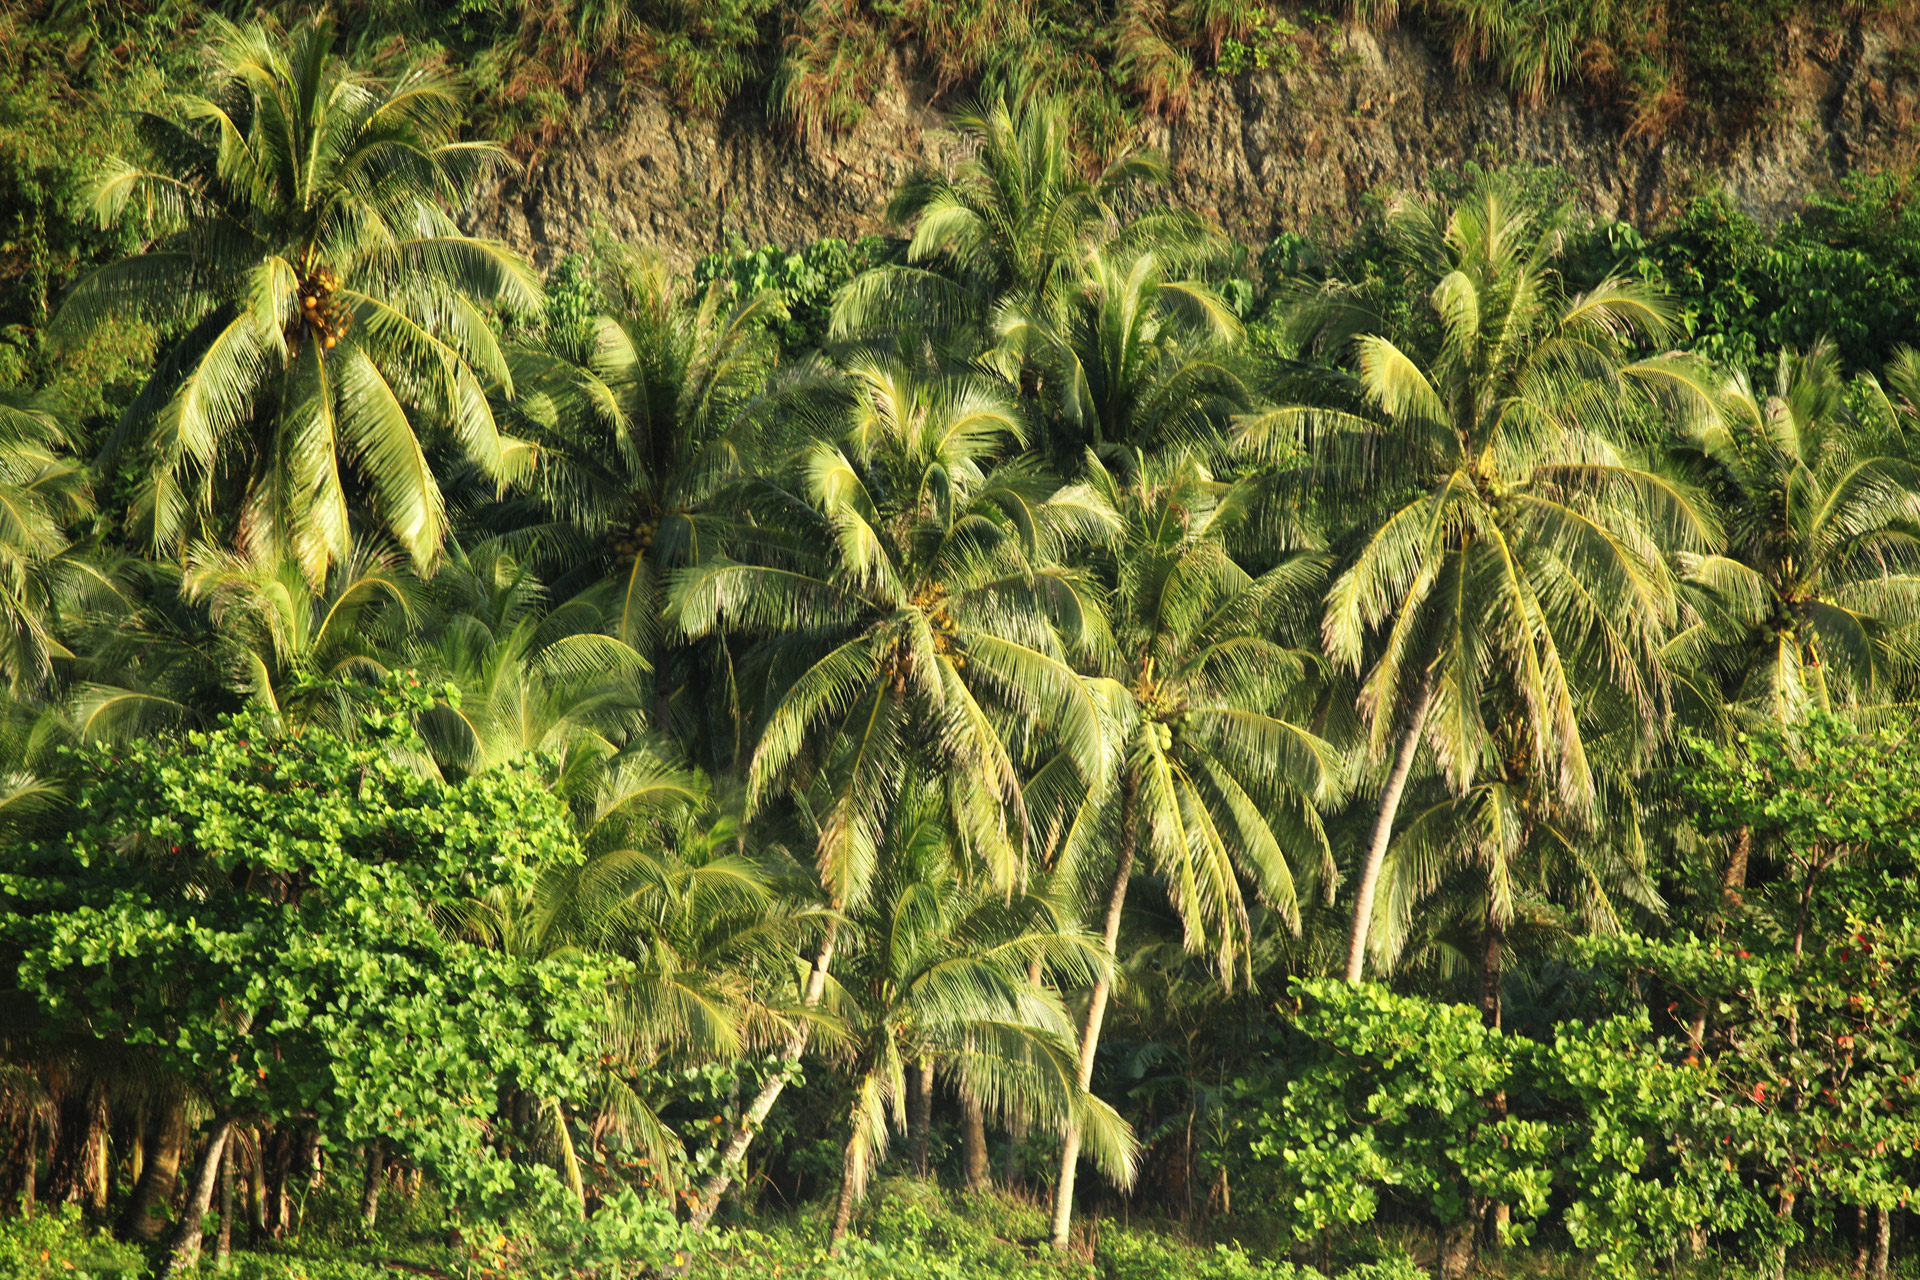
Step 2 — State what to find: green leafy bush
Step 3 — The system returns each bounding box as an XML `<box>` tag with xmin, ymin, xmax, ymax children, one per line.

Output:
<box><xmin>0</xmin><ymin>678</ymin><xmax>615</xmax><ymax>1205</ymax></box>
<box><xmin>0</xmin><ymin>1207</ymin><xmax>145</xmax><ymax>1279</ymax></box>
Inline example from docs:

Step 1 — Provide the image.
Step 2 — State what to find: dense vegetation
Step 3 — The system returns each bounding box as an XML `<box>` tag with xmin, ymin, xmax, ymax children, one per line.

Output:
<box><xmin>10</xmin><ymin>10</ymin><xmax>1920</xmax><ymax>1280</ymax></box>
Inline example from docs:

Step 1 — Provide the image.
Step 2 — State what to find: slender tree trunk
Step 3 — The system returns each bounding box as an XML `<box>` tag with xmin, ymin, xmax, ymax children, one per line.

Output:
<box><xmin>829</xmin><ymin>1121</ymin><xmax>862</xmax><ymax>1255</ymax></box>
<box><xmin>1051</xmin><ymin>773</ymin><xmax>1141</xmax><ymax>1251</ymax></box>
<box><xmin>245</xmin><ymin>1128</ymin><xmax>266</xmax><ymax>1244</ymax></box>
<box><xmin>962</xmin><ymin>1099</ymin><xmax>989</xmax><ymax>1191</ymax></box>
<box><xmin>121</xmin><ymin>1095</ymin><xmax>186</xmax><ymax>1241</ymax></box>
<box><xmin>265</xmin><ymin>1126</ymin><xmax>293</xmax><ymax>1239</ymax></box>
<box><xmin>1688</xmin><ymin>825</ymin><xmax>1755</xmax><ymax>1047</ymax></box>
<box><xmin>1480</xmin><ymin>903</ymin><xmax>1505</xmax><ymax>1031</ymax></box>
<box><xmin>7</xmin><ymin>1107</ymin><xmax>39</xmax><ymax>1217</ymax></box>
<box><xmin>1769</xmin><ymin>1188</ymin><xmax>1797</xmax><ymax>1280</ymax></box>
<box><xmin>361</xmin><ymin>1140</ymin><xmax>384</xmax><ymax>1229</ymax></box>
<box><xmin>1002</xmin><ymin>1114</ymin><xmax>1025</xmax><ymax>1189</ymax></box>
<box><xmin>216</xmin><ymin>1143</ymin><xmax>235</xmax><ymax>1271</ymax></box>
<box><xmin>161</xmin><ymin>1115</ymin><xmax>232</xmax><ymax>1278</ymax></box>
<box><xmin>93</xmin><ymin>1116</ymin><xmax>109</xmax><ymax>1212</ymax></box>
<box><xmin>1723</xmin><ymin>825</ymin><xmax>1752</xmax><ymax>910</ymax></box>
<box><xmin>47</xmin><ymin>1078</ymin><xmax>108</xmax><ymax>1206</ymax></box>
<box><xmin>1438</xmin><ymin>1217</ymin><xmax>1476</xmax><ymax>1280</ymax></box>
<box><xmin>129</xmin><ymin>1111</ymin><xmax>145</xmax><ymax>1190</ymax></box>
<box><xmin>1481</xmin><ymin>889</ymin><xmax>1511</xmax><ymax>1245</ymax></box>
<box><xmin>911</xmin><ymin>1057</ymin><xmax>934</xmax><ymax>1180</ymax></box>
<box><xmin>1345</xmin><ymin>668</ymin><xmax>1437</xmax><ymax>983</ymax></box>
<box><xmin>1855</xmin><ymin>1205</ymin><xmax>1872</xmax><ymax>1278</ymax></box>
<box><xmin>687</xmin><ymin>921</ymin><xmax>840</xmax><ymax>1233</ymax></box>
<box><xmin>1873</xmin><ymin>1205</ymin><xmax>1891</xmax><ymax>1280</ymax></box>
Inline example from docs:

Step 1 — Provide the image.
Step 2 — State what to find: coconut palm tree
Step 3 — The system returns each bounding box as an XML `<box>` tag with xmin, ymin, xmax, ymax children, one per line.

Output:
<box><xmin>822</xmin><ymin>778</ymin><xmax>1132</xmax><ymax>1253</ymax></box>
<box><xmin>997</xmin><ymin>242</ymin><xmax>1251</xmax><ymax>456</ymax></box>
<box><xmin>502</xmin><ymin>242</ymin><xmax>788</xmax><ymax>600</ymax></box>
<box><xmin>404</xmin><ymin>541</ymin><xmax>651</xmax><ymax>797</ymax></box>
<box><xmin>1248</xmin><ymin>176</ymin><xmax>1716</xmax><ymax>985</ymax></box>
<box><xmin>830</xmin><ymin>91</ymin><xmax>1212</xmax><ymax>379</ymax></box>
<box><xmin>465</xmin><ymin>763</ymin><xmax>800</xmax><ymax>1208</ymax></box>
<box><xmin>499</xmin><ymin>243</ymin><xmax>798</xmax><ymax>758</ymax></box>
<box><xmin>0</xmin><ymin>393</ymin><xmax>113</xmax><ymax>695</ymax></box>
<box><xmin>61</xmin><ymin>537</ymin><xmax>410</xmax><ymax>744</ymax></box>
<box><xmin>50</xmin><ymin>15</ymin><xmax>539</xmax><ymax>583</ymax></box>
<box><xmin>669</xmin><ymin>353</ymin><xmax>1113</xmax><ymax>1228</ymax></box>
<box><xmin>1667</xmin><ymin>344</ymin><xmax>1920</xmax><ymax>726</ymax></box>
<box><xmin>1655</xmin><ymin>344</ymin><xmax>1920</xmax><ymax>913</ymax></box>
<box><xmin>1041</xmin><ymin>448</ymin><xmax>1338</xmax><ymax>1248</ymax></box>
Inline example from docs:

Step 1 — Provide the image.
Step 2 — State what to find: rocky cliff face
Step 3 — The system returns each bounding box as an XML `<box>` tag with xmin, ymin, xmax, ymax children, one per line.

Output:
<box><xmin>481</xmin><ymin>13</ymin><xmax>1920</xmax><ymax>269</ymax></box>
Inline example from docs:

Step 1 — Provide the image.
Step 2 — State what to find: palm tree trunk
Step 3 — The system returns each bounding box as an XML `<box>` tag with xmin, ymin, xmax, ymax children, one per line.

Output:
<box><xmin>1345</xmin><ymin>667</ymin><xmax>1436</xmax><ymax>983</ymax></box>
<box><xmin>161</xmin><ymin>1115</ymin><xmax>232</xmax><ymax>1278</ymax></box>
<box><xmin>361</xmin><ymin>1140</ymin><xmax>383</xmax><ymax>1229</ymax></box>
<box><xmin>120</xmin><ymin>1094</ymin><xmax>185</xmax><ymax>1241</ymax></box>
<box><xmin>1480</xmin><ymin>901</ymin><xmax>1505</xmax><ymax>1031</ymax></box>
<box><xmin>1480</xmin><ymin>881</ymin><xmax>1512</xmax><ymax>1246</ymax></box>
<box><xmin>216</xmin><ymin>1143</ymin><xmax>235</xmax><ymax>1271</ymax></box>
<box><xmin>1050</xmin><ymin>772</ymin><xmax>1140</xmax><ymax>1251</ymax></box>
<box><xmin>829</xmin><ymin>1117</ymin><xmax>862</xmax><ymax>1255</ymax></box>
<box><xmin>264</xmin><ymin>1126</ymin><xmax>291</xmax><ymax>1239</ymax></box>
<box><xmin>962</xmin><ymin>1098</ymin><xmax>989</xmax><ymax>1191</ymax></box>
<box><xmin>911</xmin><ymin>1056</ymin><xmax>933</xmax><ymax>1180</ymax></box>
<box><xmin>46</xmin><ymin>1078</ymin><xmax>107</xmax><ymax>1206</ymax></box>
<box><xmin>1689</xmin><ymin>825</ymin><xmax>1754</xmax><ymax>1047</ymax></box>
<box><xmin>245</xmin><ymin>1127</ymin><xmax>266</xmax><ymax>1244</ymax></box>
<box><xmin>687</xmin><ymin>921</ymin><xmax>840</xmax><ymax>1233</ymax></box>
<box><xmin>1438</xmin><ymin>1217</ymin><xmax>1476</xmax><ymax>1280</ymax></box>
<box><xmin>6</xmin><ymin>1106</ymin><xmax>39</xmax><ymax>1216</ymax></box>
<box><xmin>1723</xmin><ymin>825</ymin><xmax>1752</xmax><ymax>910</ymax></box>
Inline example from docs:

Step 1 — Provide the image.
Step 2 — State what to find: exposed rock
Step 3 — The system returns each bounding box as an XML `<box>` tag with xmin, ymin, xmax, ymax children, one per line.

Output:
<box><xmin>480</xmin><ymin>13</ymin><xmax>1920</xmax><ymax>269</ymax></box>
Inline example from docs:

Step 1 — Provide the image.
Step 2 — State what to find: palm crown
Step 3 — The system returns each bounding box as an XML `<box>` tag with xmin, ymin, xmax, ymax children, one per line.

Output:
<box><xmin>673</xmin><ymin>355</ymin><xmax>1111</xmax><ymax>906</ymax></box>
<box><xmin>1670</xmin><ymin>344</ymin><xmax>1920</xmax><ymax>723</ymax></box>
<box><xmin>1278</xmin><ymin>178</ymin><xmax>1715</xmax><ymax>981</ymax></box>
<box><xmin>54</xmin><ymin>16</ymin><xmax>539</xmax><ymax>582</ymax></box>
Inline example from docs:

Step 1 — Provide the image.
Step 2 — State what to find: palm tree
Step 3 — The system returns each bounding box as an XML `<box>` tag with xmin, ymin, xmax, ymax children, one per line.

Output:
<box><xmin>669</xmin><ymin>353</ymin><xmax>1112</xmax><ymax>1228</ymax></box>
<box><xmin>1657</xmin><ymin>344</ymin><xmax>1920</xmax><ymax>912</ymax></box>
<box><xmin>821</xmin><ymin>779</ymin><xmax>1132</xmax><ymax>1253</ymax></box>
<box><xmin>998</xmin><ymin>242</ymin><xmax>1251</xmax><ymax>456</ymax></box>
<box><xmin>404</xmin><ymin>541</ymin><xmax>652</xmax><ymax>798</ymax></box>
<box><xmin>499</xmin><ymin>243</ymin><xmax>795</xmax><ymax>756</ymax></box>
<box><xmin>503</xmin><ymin>242</ymin><xmax>788</xmax><ymax>596</ymax></box>
<box><xmin>831</xmin><ymin>90</ymin><xmax>1210</xmax><ymax>377</ymax></box>
<box><xmin>61</xmin><ymin>538</ymin><xmax>409</xmax><ymax>744</ymax></box>
<box><xmin>1042</xmin><ymin>448</ymin><xmax>1337</xmax><ymax>1249</ymax></box>
<box><xmin>482</xmin><ymin>766</ymin><xmax>800</xmax><ymax>1208</ymax></box>
<box><xmin>1251</xmin><ymin>176</ymin><xmax>1715</xmax><ymax>985</ymax></box>
<box><xmin>0</xmin><ymin>393</ymin><xmax>112</xmax><ymax>695</ymax></box>
<box><xmin>1668</xmin><ymin>344</ymin><xmax>1920</xmax><ymax>726</ymax></box>
<box><xmin>50</xmin><ymin>15</ymin><xmax>539</xmax><ymax>582</ymax></box>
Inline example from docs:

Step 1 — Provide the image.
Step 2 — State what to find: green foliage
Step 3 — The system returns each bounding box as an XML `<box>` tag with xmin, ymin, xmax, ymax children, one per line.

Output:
<box><xmin>1216</xmin><ymin>14</ymin><xmax>1304</xmax><ymax>77</ymax></box>
<box><xmin>694</xmin><ymin>237</ymin><xmax>893</xmax><ymax>351</ymax></box>
<box><xmin>1247</xmin><ymin>980</ymin><xmax>1553</xmax><ymax>1243</ymax></box>
<box><xmin>1525</xmin><ymin>1013</ymin><xmax>1754</xmax><ymax>1271</ymax></box>
<box><xmin>0</xmin><ymin>677</ymin><xmax>612</xmax><ymax>1200</ymax></box>
<box><xmin>0</xmin><ymin>1206</ymin><xmax>144</xmax><ymax>1279</ymax></box>
<box><xmin>1642</xmin><ymin>181</ymin><xmax>1920</xmax><ymax>378</ymax></box>
<box><xmin>16</xmin><ymin>13</ymin><xmax>1920</xmax><ymax>1278</ymax></box>
<box><xmin>1681</xmin><ymin>714</ymin><xmax>1920</xmax><ymax>862</ymax></box>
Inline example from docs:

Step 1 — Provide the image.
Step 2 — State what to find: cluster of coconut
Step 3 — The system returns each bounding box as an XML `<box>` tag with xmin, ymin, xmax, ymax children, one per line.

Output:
<box><xmin>297</xmin><ymin>268</ymin><xmax>351</xmax><ymax>351</ymax></box>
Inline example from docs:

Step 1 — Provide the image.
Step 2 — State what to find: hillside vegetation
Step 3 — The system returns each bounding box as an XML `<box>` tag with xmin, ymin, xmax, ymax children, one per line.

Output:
<box><xmin>7</xmin><ymin>10</ymin><xmax>1920</xmax><ymax>1280</ymax></box>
